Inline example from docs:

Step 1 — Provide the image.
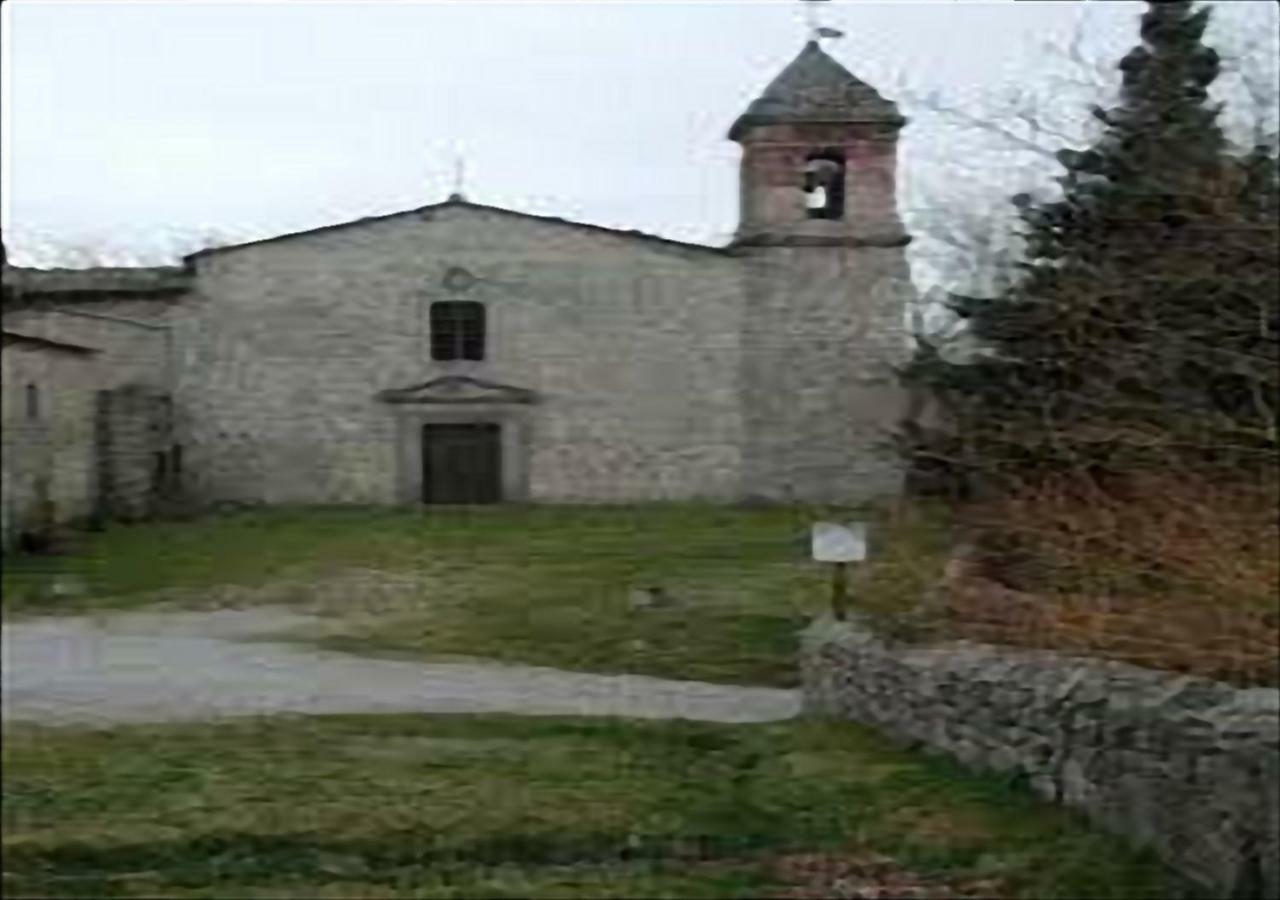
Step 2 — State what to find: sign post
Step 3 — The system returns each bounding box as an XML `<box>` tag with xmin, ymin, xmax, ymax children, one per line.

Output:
<box><xmin>811</xmin><ymin>521</ymin><xmax>867</xmax><ymax>621</ymax></box>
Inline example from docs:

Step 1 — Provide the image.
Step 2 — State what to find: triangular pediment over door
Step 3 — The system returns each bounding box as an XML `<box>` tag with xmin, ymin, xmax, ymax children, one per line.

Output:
<box><xmin>376</xmin><ymin>375</ymin><xmax>538</xmax><ymax>405</ymax></box>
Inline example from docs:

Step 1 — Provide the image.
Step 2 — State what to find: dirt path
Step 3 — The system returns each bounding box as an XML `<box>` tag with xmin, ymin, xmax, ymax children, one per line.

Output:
<box><xmin>2</xmin><ymin>607</ymin><xmax>799</xmax><ymax>727</ymax></box>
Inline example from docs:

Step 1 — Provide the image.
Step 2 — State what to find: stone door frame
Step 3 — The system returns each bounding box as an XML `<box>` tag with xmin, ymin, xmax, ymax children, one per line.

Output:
<box><xmin>378</xmin><ymin>376</ymin><xmax>538</xmax><ymax>506</ymax></box>
<box><xmin>389</xmin><ymin>404</ymin><xmax>532</xmax><ymax>505</ymax></box>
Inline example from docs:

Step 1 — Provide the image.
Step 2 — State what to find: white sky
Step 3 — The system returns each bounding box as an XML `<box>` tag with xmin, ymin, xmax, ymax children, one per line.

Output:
<box><xmin>3</xmin><ymin>0</ymin><xmax>1277</xmax><ymax>289</ymax></box>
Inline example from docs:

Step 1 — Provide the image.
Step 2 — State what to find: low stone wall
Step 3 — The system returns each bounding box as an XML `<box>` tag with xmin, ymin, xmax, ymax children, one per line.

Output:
<box><xmin>801</xmin><ymin>617</ymin><xmax>1280</xmax><ymax>898</ymax></box>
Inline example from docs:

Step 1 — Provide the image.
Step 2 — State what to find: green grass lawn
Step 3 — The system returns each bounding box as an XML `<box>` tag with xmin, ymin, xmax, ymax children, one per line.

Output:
<box><xmin>2</xmin><ymin>714</ymin><xmax>1189</xmax><ymax>899</ymax></box>
<box><xmin>4</xmin><ymin>504</ymin><xmax>936</xmax><ymax>686</ymax></box>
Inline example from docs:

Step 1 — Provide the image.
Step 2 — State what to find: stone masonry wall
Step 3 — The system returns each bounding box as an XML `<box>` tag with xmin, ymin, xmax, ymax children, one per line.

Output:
<box><xmin>1</xmin><ymin>344</ymin><xmax>99</xmax><ymax>546</ymax></box>
<box><xmin>175</xmin><ymin>205</ymin><xmax>747</xmax><ymax>505</ymax></box>
<box><xmin>731</xmin><ymin>115</ymin><xmax>913</xmax><ymax>505</ymax></box>
<box><xmin>735</xmin><ymin>123</ymin><xmax>905</xmax><ymax>247</ymax></box>
<box><xmin>737</xmin><ymin>245</ymin><xmax>911</xmax><ymax>504</ymax></box>
<box><xmin>2</xmin><ymin>300</ymin><xmax>175</xmax><ymax>391</ymax></box>
<box><xmin>3</xmin><ymin>302</ymin><xmax>179</xmax><ymax>536</ymax></box>
<box><xmin>802</xmin><ymin>618</ymin><xmax>1280</xmax><ymax>898</ymax></box>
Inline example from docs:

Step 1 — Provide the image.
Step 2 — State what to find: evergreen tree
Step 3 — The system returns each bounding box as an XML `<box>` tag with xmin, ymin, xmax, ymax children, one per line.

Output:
<box><xmin>904</xmin><ymin>0</ymin><xmax>1279</xmax><ymax>491</ymax></box>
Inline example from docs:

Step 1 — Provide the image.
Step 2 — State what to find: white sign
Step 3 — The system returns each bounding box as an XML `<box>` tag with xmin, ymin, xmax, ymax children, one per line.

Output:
<box><xmin>811</xmin><ymin>521</ymin><xmax>867</xmax><ymax>563</ymax></box>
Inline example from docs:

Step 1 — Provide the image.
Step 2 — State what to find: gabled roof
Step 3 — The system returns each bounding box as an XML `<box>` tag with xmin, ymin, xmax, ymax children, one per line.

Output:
<box><xmin>184</xmin><ymin>197</ymin><xmax>727</xmax><ymax>262</ymax></box>
<box><xmin>729</xmin><ymin>40</ymin><xmax>905</xmax><ymax>140</ymax></box>
<box><xmin>1</xmin><ymin>329</ymin><xmax>100</xmax><ymax>355</ymax></box>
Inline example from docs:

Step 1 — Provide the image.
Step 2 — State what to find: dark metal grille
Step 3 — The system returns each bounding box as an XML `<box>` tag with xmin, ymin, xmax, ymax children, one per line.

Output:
<box><xmin>430</xmin><ymin>301</ymin><xmax>485</xmax><ymax>361</ymax></box>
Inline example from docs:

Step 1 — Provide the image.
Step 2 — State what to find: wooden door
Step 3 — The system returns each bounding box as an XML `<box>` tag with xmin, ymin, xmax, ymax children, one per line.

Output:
<box><xmin>421</xmin><ymin>423</ymin><xmax>502</xmax><ymax>504</ymax></box>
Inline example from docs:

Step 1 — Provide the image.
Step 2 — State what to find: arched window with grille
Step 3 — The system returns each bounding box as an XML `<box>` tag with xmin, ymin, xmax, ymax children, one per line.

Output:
<box><xmin>430</xmin><ymin>301</ymin><xmax>486</xmax><ymax>361</ymax></box>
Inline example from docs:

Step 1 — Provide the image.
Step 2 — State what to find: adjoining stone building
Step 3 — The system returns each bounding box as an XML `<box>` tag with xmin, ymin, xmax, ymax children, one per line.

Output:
<box><xmin>3</xmin><ymin>40</ymin><xmax>915</xmax><ymax>518</ymax></box>
<box><xmin>2</xmin><ymin>330</ymin><xmax>100</xmax><ymax>547</ymax></box>
<box><xmin>1</xmin><ymin>265</ymin><xmax>187</xmax><ymax>546</ymax></box>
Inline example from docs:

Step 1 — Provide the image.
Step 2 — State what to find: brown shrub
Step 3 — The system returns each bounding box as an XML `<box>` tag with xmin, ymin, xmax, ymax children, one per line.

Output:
<box><xmin>939</xmin><ymin>471</ymin><xmax>1279</xmax><ymax>686</ymax></box>
<box><xmin>965</xmin><ymin>471</ymin><xmax>1278</xmax><ymax>603</ymax></box>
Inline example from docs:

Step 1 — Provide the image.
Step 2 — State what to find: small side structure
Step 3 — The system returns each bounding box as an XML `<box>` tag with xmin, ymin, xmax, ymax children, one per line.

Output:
<box><xmin>802</xmin><ymin>617</ymin><xmax>1280</xmax><ymax>899</ymax></box>
<box><xmin>1</xmin><ymin>260</ymin><xmax>191</xmax><ymax>549</ymax></box>
<box><xmin>1</xmin><ymin>331</ymin><xmax>100</xmax><ymax>548</ymax></box>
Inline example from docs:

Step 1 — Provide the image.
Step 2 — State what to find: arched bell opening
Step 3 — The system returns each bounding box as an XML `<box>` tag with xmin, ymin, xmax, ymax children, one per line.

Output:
<box><xmin>804</xmin><ymin>150</ymin><xmax>846</xmax><ymax>220</ymax></box>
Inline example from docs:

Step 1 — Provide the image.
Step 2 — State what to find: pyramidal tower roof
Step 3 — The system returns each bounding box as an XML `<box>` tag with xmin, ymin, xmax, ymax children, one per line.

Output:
<box><xmin>728</xmin><ymin>40</ymin><xmax>905</xmax><ymax>140</ymax></box>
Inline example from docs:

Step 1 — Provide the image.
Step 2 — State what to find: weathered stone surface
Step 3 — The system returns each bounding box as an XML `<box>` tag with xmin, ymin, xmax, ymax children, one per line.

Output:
<box><xmin>802</xmin><ymin>617</ymin><xmax>1280</xmax><ymax>899</ymax></box>
<box><xmin>169</xmin><ymin>187</ymin><xmax>911</xmax><ymax>506</ymax></box>
<box><xmin>176</xmin><ymin>205</ymin><xmax>747</xmax><ymax>505</ymax></box>
<box><xmin>2</xmin><ymin>337</ymin><xmax>97</xmax><ymax>544</ymax></box>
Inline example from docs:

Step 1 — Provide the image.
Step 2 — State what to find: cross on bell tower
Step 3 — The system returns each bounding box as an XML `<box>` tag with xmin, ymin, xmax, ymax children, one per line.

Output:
<box><xmin>801</xmin><ymin>0</ymin><xmax>845</xmax><ymax>43</ymax></box>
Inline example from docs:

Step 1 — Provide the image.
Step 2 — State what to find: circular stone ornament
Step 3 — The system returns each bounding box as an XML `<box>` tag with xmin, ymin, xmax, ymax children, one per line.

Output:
<box><xmin>441</xmin><ymin>266</ymin><xmax>477</xmax><ymax>292</ymax></box>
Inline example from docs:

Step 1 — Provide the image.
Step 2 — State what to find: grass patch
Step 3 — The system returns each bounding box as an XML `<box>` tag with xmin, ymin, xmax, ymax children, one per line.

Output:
<box><xmin>2</xmin><ymin>504</ymin><xmax>852</xmax><ymax>685</ymax></box>
<box><xmin>2</xmin><ymin>714</ymin><xmax>1190</xmax><ymax>899</ymax></box>
<box><xmin>844</xmin><ymin>500</ymin><xmax>956</xmax><ymax>639</ymax></box>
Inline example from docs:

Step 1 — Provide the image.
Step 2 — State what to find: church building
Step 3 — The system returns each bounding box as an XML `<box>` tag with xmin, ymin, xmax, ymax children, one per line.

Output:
<box><xmin>2</xmin><ymin>39</ymin><xmax>913</xmax><ymax>526</ymax></box>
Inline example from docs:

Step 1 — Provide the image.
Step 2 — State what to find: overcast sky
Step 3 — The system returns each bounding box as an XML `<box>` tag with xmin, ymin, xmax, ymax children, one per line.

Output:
<box><xmin>3</xmin><ymin>0</ymin><xmax>1277</xmax><ymax>288</ymax></box>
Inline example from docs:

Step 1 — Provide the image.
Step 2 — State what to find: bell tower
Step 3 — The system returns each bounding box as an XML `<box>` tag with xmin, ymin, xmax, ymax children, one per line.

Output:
<box><xmin>729</xmin><ymin>40</ymin><xmax>908</xmax><ymax>247</ymax></box>
<box><xmin>731</xmin><ymin>39</ymin><xmax>914</xmax><ymax>504</ymax></box>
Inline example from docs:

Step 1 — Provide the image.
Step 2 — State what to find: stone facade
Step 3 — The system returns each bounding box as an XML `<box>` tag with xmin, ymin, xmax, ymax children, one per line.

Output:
<box><xmin>4</xmin><ymin>39</ymin><xmax>915</xmax><ymax>510</ymax></box>
<box><xmin>173</xmin><ymin>205</ymin><xmax>747</xmax><ymax>505</ymax></box>
<box><xmin>802</xmin><ymin>617</ymin><xmax>1280</xmax><ymax>899</ymax></box>
<box><xmin>736</xmin><ymin>244</ymin><xmax>910</xmax><ymax>503</ymax></box>
<box><xmin>2</xmin><ymin>299</ymin><xmax>176</xmax><ymax>392</ymax></box>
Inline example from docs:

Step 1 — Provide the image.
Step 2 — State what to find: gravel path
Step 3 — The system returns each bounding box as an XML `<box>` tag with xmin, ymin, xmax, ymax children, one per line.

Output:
<box><xmin>2</xmin><ymin>608</ymin><xmax>799</xmax><ymax>727</ymax></box>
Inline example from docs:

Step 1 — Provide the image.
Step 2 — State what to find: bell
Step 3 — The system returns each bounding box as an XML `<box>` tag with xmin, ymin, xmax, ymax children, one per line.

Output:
<box><xmin>805</xmin><ymin>157</ymin><xmax>842</xmax><ymax>180</ymax></box>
